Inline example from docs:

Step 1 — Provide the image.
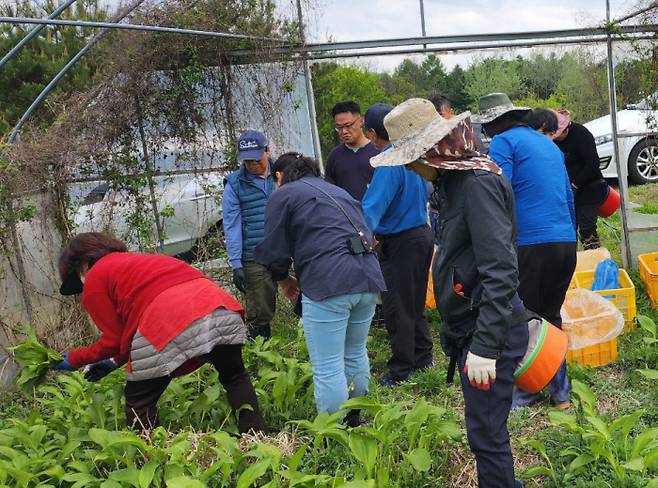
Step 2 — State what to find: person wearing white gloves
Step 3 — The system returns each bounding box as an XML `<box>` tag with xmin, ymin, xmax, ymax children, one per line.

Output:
<box><xmin>370</xmin><ymin>98</ymin><xmax>529</xmax><ymax>488</ymax></box>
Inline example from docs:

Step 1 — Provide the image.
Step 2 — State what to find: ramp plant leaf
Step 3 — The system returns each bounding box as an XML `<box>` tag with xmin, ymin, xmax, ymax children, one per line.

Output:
<box><xmin>8</xmin><ymin>325</ymin><xmax>63</xmax><ymax>393</ymax></box>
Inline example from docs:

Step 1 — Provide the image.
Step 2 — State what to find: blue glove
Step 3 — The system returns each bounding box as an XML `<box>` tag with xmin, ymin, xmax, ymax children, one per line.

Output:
<box><xmin>51</xmin><ymin>352</ymin><xmax>77</xmax><ymax>372</ymax></box>
<box><xmin>83</xmin><ymin>359</ymin><xmax>117</xmax><ymax>382</ymax></box>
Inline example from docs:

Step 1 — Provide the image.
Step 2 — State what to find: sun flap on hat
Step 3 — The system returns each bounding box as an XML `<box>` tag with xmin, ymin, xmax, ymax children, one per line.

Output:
<box><xmin>370</xmin><ymin>111</ymin><xmax>471</xmax><ymax>168</ymax></box>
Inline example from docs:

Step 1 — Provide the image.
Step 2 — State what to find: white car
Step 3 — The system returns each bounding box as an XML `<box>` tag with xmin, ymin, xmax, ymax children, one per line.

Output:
<box><xmin>73</xmin><ymin>149</ymin><xmax>226</xmax><ymax>258</ymax></box>
<box><xmin>585</xmin><ymin>101</ymin><xmax>658</xmax><ymax>184</ymax></box>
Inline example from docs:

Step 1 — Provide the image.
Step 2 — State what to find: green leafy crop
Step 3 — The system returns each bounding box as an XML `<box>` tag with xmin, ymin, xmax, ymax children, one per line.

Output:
<box><xmin>8</xmin><ymin>325</ymin><xmax>63</xmax><ymax>393</ymax></box>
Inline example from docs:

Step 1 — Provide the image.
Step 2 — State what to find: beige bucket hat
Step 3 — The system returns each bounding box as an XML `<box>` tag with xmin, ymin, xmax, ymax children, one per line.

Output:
<box><xmin>370</xmin><ymin>98</ymin><xmax>470</xmax><ymax>168</ymax></box>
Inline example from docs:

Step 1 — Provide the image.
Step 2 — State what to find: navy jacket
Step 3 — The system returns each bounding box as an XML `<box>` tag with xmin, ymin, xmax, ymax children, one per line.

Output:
<box><xmin>253</xmin><ymin>175</ymin><xmax>386</xmax><ymax>301</ymax></box>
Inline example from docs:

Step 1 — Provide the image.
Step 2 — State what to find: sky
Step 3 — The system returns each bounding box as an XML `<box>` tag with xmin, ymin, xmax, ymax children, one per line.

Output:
<box><xmin>285</xmin><ymin>0</ymin><xmax>643</xmax><ymax>72</ymax></box>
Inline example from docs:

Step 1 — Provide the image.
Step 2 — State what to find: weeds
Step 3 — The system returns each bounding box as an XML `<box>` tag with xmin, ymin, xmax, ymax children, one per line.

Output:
<box><xmin>522</xmin><ymin>379</ymin><xmax>658</xmax><ymax>486</ymax></box>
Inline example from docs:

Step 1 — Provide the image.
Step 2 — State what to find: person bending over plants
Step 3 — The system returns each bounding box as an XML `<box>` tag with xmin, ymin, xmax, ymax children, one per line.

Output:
<box><xmin>52</xmin><ymin>232</ymin><xmax>266</xmax><ymax>434</ymax></box>
<box><xmin>370</xmin><ymin>98</ymin><xmax>528</xmax><ymax>488</ymax></box>
<box><xmin>254</xmin><ymin>152</ymin><xmax>386</xmax><ymax>426</ymax></box>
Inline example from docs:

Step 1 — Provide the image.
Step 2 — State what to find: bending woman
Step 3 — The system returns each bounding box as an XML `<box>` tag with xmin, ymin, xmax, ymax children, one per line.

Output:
<box><xmin>53</xmin><ymin>232</ymin><xmax>266</xmax><ymax>433</ymax></box>
<box><xmin>254</xmin><ymin>153</ymin><xmax>385</xmax><ymax>423</ymax></box>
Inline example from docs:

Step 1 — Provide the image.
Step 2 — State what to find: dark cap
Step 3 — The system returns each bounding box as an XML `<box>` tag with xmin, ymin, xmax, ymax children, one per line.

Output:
<box><xmin>237</xmin><ymin>129</ymin><xmax>268</xmax><ymax>162</ymax></box>
<box><xmin>60</xmin><ymin>272</ymin><xmax>83</xmax><ymax>295</ymax></box>
<box><xmin>363</xmin><ymin>103</ymin><xmax>393</xmax><ymax>138</ymax></box>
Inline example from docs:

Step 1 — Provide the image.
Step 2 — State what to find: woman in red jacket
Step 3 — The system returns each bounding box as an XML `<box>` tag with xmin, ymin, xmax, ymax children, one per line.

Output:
<box><xmin>52</xmin><ymin>232</ymin><xmax>266</xmax><ymax>433</ymax></box>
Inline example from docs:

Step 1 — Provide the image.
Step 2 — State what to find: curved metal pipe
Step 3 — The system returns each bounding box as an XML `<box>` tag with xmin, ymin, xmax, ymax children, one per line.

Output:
<box><xmin>0</xmin><ymin>0</ymin><xmax>77</xmax><ymax>70</ymax></box>
<box><xmin>0</xmin><ymin>16</ymin><xmax>284</xmax><ymax>42</ymax></box>
<box><xmin>7</xmin><ymin>0</ymin><xmax>147</xmax><ymax>143</ymax></box>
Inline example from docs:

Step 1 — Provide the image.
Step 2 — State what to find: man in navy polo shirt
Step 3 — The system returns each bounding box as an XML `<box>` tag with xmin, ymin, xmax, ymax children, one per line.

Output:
<box><xmin>222</xmin><ymin>129</ymin><xmax>277</xmax><ymax>339</ymax></box>
<box><xmin>361</xmin><ymin>103</ymin><xmax>434</xmax><ymax>386</ymax></box>
<box><xmin>325</xmin><ymin>101</ymin><xmax>380</xmax><ymax>201</ymax></box>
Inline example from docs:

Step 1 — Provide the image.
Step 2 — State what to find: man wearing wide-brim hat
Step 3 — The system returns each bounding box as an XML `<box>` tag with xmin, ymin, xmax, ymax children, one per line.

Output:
<box><xmin>474</xmin><ymin>93</ymin><xmax>577</xmax><ymax>412</ymax></box>
<box><xmin>372</xmin><ymin>98</ymin><xmax>528</xmax><ymax>488</ymax></box>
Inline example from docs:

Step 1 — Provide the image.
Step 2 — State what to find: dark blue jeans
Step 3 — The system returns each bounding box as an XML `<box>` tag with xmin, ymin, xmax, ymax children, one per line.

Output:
<box><xmin>459</xmin><ymin>319</ymin><xmax>529</xmax><ymax>488</ymax></box>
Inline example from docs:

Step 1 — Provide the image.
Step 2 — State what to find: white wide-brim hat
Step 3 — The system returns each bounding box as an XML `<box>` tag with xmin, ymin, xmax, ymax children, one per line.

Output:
<box><xmin>370</xmin><ymin>98</ymin><xmax>470</xmax><ymax>168</ymax></box>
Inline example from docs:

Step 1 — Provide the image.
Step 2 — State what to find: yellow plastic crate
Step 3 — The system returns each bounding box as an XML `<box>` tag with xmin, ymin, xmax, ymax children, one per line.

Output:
<box><xmin>638</xmin><ymin>252</ymin><xmax>658</xmax><ymax>308</ymax></box>
<box><xmin>575</xmin><ymin>248</ymin><xmax>611</xmax><ymax>273</ymax></box>
<box><xmin>567</xmin><ymin>338</ymin><xmax>618</xmax><ymax>368</ymax></box>
<box><xmin>573</xmin><ymin>269</ymin><xmax>636</xmax><ymax>332</ymax></box>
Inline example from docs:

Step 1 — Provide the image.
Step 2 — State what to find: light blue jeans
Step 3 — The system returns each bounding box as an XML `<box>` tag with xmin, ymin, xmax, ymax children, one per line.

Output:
<box><xmin>302</xmin><ymin>292</ymin><xmax>377</xmax><ymax>414</ymax></box>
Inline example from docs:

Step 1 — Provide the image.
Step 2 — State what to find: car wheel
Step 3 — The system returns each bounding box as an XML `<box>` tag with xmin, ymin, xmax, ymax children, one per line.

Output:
<box><xmin>628</xmin><ymin>138</ymin><xmax>658</xmax><ymax>184</ymax></box>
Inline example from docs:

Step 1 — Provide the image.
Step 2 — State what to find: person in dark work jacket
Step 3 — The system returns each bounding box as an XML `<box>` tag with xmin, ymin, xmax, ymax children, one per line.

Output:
<box><xmin>254</xmin><ymin>153</ymin><xmax>385</xmax><ymax>425</ymax></box>
<box><xmin>553</xmin><ymin>110</ymin><xmax>608</xmax><ymax>249</ymax></box>
<box><xmin>371</xmin><ymin>98</ymin><xmax>528</xmax><ymax>488</ymax></box>
<box><xmin>223</xmin><ymin>129</ymin><xmax>277</xmax><ymax>339</ymax></box>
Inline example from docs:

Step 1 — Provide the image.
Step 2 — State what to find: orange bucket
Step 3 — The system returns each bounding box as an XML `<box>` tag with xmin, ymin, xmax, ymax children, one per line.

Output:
<box><xmin>598</xmin><ymin>185</ymin><xmax>620</xmax><ymax>218</ymax></box>
<box><xmin>515</xmin><ymin>319</ymin><xmax>568</xmax><ymax>394</ymax></box>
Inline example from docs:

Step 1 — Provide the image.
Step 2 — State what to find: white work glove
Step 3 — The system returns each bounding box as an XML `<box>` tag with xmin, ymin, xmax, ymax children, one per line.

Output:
<box><xmin>464</xmin><ymin>351</ymin><xmax>497</xmax><ymax>391</ymax></box>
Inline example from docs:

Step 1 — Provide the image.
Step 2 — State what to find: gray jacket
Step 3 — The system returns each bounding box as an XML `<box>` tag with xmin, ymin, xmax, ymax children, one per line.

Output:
<box><xmin>432</xmin><ymin>169</ymin><xmax>519</xmax><ymax>360</ymax></box>
<box><xmin>126</xmin><ymin>308</ymin><xmax>246</xmax><ymax>381</ymax></box>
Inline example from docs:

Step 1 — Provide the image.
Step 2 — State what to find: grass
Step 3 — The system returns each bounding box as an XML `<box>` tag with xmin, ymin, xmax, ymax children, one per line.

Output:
<box><xmin>1</xmin><ymin>184</ymin><xmax>658</xmax><ymax>487</ymax></box>
<box><xmin>628</xmin><ymin>183</ymin><xmax>658</xmax><ymax>213</ymax></box>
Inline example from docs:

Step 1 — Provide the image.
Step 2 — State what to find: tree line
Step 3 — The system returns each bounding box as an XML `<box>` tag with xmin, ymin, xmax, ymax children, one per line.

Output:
<box><xmin>311</xmin><ymin>51</ymin><xmax>649</xmax><ymax>158</ymax></box>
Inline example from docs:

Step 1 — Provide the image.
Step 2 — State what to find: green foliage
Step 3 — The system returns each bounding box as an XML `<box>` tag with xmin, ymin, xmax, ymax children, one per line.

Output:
<box><xmin>637</xmin><ymin>314</ymin><xmax>658</xmax><ymax>367</ymax></box>
<box><xmin>0</xmin><ymin>334</ymin><xmax>461</xmax><ymax>488</ymax></box>
<box><xmin>551</xmin><ymin>52</ymin><xmax>609</xmax><ymax>122</ymax></box>
<box><xmin>385</xmin><ymin>55</ymin><xmax>448</xmax><ymax>103</ymax></box>
<box><xmin>311</xmin><ymin>48</ymin><xmax>648</xmax><ymax>152</ymax></box>
<box><xmin>636</xmin><ymin>201</ymin><xmax>658</xmax><ymax>215</ymax></box>
<box><xmin>8</xmin><ymin>325</ymin><xmax>63</xmax><ymax>393</ymax></box>
<box><xmin>464</xmin><ymin>57</ymin><xmax>526</xmax><ymax>109</ymax></box>
<box><xmin>0</xmin><ymin>0</ymin><xmax>106</xmax><ymax>137</ymax></box>
<box><xmin>523</xmin><ymin>379</ymin><xmax>658</xmax><ymax>486</ymax></box>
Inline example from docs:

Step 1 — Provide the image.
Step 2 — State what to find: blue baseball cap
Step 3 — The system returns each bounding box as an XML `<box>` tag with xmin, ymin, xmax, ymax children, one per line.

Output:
<box><xmin>363</xmin><ymin>103</ymin><xmax>393</xmax><ymax>133</ymax></box>
<box><xmin>237</xmin><ymin>129</ymin><xmax>268</xmax><ymax>162</ymax></box>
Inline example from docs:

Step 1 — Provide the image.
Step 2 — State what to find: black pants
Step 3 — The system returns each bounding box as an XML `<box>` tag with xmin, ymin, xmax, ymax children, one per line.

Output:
<box><xmin>517</xmin><ymin>242</ymin><xmax>577</xmax><ymax>328</ymax></box>
<box><xmin>459</xmin><ymin>317</ymin><xmax>528</xmax><ymax>488</ymax></box>
<box><xmin>576</xmin><ymin>203</ymin><xmax>600</xmax><ymax>250</ymax></box>
<box><xmin>124</xmin><ymin>344</ymin><xmax>266</xmax><ymax>433</ymax></box>
<box><xmin>379</xmin><ymin>225</ymin><xmax>434</xmax><ymax>380</ymax></box>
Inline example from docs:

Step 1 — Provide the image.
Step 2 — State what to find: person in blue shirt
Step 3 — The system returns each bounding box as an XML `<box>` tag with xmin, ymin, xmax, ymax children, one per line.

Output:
<box><xmin>361</xmin><ymin>103</ymin><xmax>434</xmax><ymax>386</ymax></box>
<box><xmin>473</xmin><ymin>93</ymin><xmax>577</xmax><ymax>410</ymax></box>
<box><xmin>222</xmin><ymin>129</ymin><xmax>277</xmax><ymax>339</ymax></box>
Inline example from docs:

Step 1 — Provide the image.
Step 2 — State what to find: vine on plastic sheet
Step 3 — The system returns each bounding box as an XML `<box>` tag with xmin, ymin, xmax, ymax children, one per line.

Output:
<box><xmin>0</xmin><ymin>0</ymin><xmax>306</xmax><ymax>343</ymax></box>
